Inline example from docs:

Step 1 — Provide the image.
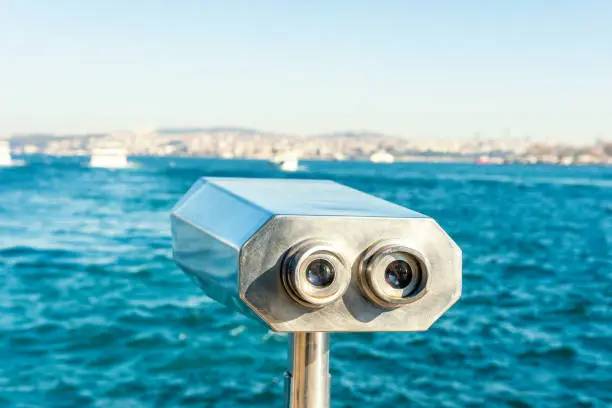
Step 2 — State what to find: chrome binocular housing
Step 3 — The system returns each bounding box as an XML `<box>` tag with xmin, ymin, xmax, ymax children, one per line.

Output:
<box><xmin>170</xmin><ymin>177</ymin><xmax>461</xmax><ymax>332</ymax></box>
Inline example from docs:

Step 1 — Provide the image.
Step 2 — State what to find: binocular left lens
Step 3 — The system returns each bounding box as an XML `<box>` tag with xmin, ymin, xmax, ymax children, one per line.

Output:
<box><xmin>282</xmin><ymin>241</ymin><xmax>350</xmax><ymax>307</ymax></box>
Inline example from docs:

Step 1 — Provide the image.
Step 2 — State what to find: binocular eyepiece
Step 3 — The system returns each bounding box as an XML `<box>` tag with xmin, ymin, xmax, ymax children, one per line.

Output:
<box><xmin>171</xmin><ymin>177</ymin><xmax>461</xmax><ymax>332</ymax></box>
<box><xmin>282</xmin><ymin>240</ymin><xmax>350</xmax><ymax>307</ymax></box>
<box><xmin>358</xmin><ymin>241</ymin><xmax>428</xmax><ymax>308</ymax></box>
<box><xmin>282</xmin><ymin>240</ymin><xmax>428</xmax><ymax>309</ymax></box>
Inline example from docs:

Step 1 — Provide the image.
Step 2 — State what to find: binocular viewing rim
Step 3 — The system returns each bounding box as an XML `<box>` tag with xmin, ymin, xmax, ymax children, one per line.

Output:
<box><xmin>358</xmin><ymin>241</ymin><xmax>429</xmax><ymax>308</ymax></box>
<box><xmin>281</xmin><ymin>241</ymin><xmax>350</xmax><ymax>307</ymax></box>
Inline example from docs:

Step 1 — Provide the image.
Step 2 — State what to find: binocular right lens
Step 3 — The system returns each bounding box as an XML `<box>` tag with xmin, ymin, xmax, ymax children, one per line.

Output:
<box><xmin>358</xmin><ymin>241</ymin><xmax>428</xmax><ymax>308</ymax></box>
<box><xmin>384</xmin><ymin>260</ymin><xmax>413</xmax><ymax>289</ymax></box>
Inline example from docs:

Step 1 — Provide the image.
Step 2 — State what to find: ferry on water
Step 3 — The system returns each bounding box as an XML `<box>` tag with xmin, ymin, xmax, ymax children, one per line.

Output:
<box><xmin>272</xmin><ymin>153</ymin><xmax>300</xmax><ymax>172</ymax></box>
<box><xmin>0</xmin><ymin>140</ymin><xmax>12</xmax><ymax>166</ymax></box>
<box><xmin>370</xmin><ymin>150</ymin><xmax>395</xmax><ymax>163</ymax></box>
<box><xmin>90</xmin><ymin>144</ymin><xmax>129</xmax><ymax>168</ymax></box>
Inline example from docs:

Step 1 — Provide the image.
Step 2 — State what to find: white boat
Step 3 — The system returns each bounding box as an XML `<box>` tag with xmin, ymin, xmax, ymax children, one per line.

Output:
<box><xmin>90</xmin><ymin>145</ymin><xmax>129</xmax><ymax>168</ymax></box>
<box><xmin>476</xmin><ymin>155</ymin><xmax>505</xmax><ymax>165</ymax></box>
<box><xmin>370</xmin><ymin>150</ymin><xmax>394</xmax><ymax>163</ymax></box>
<box><xmin>0</xmin><ymin>140</ymin><xmax>12</xmax><ymax>166</ymax></box>
<box><xmin>273</xmin><ymin>154</ymin><xmax>300</xmax><ymax>172</ymax></box>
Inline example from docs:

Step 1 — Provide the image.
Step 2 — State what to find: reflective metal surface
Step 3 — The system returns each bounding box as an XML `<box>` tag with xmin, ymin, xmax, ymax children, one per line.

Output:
<box><xmin>285</xmin><ymin>332</ymin><xmax>330</xmax><ymax>408</ymax></box>
<box><xmin>240</xmin><ymin>215</ymin><xmax>461</xmax><ymax>331</ymax></box>
<box><xmin>201</xmin><ymin>177</ymin><xmax>426</xmax><ymax>218</ymax></box>
<box><xmin>170</xmin><ymin>178</ymin><xmax>273</xmax><ymax>309</ymax></box>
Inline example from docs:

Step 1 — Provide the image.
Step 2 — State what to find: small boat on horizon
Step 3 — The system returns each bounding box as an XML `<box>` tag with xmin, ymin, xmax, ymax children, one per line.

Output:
<box><xmin>89</xmin><ymin>143</ymin><xmax>129</xmax><ymax>169</ymax></box>
<box><xmin>370</xmin><ymin>150</ymin><xmax>395</xmax><ymax>163</ymax></box>
<box><xmin>0</xmin><ymin>140</ymin><xmax>13</xmax><ymax>166</ymax></box>
<box><xmin>272</xmin><ymin>153</ymin><xmax>300</xmax><ymax>172</ymax></box>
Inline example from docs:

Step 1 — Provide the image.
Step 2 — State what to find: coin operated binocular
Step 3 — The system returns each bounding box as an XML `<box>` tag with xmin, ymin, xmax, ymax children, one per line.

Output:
<box><xmin>171</xmin><ymin>178</ymin><xmax>462</xmax><ymax>408</ymax></box>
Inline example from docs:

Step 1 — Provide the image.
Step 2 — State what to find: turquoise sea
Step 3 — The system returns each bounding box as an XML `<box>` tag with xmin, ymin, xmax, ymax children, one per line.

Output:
<box><xmin>1</xmin><ymin>157</ymin><xmax>611</xmax><ymax>407</ymax></box>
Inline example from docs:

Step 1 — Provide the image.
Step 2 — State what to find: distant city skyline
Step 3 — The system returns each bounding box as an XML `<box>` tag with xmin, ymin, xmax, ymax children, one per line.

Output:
<box><xmin>5</xmin><ymin>125</ymin><xmax>606</xmax><ymax>147</ymax></box>
<box><xmin>1</xmin><ymin>1</ymin><xmax>611</xmax><ymax>143</ymax></box>
<box><xmin>9</xmin><ymin>126</ymin><xmax>611</xmax><ymax>166</ymax></box>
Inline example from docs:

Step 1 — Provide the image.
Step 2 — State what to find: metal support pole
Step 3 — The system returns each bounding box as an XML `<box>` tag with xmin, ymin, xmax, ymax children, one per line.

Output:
<box><xmin>285</xmin><ymin>332</ymin><xmax>331</xmax><ymax>408</ymax></box>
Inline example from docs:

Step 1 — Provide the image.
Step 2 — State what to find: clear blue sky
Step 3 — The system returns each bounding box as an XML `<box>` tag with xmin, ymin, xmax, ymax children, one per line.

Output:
<box><xmin>1</xmin><ymin>1</ymin><xmax>610</xmax><ymax>142</ymax></box>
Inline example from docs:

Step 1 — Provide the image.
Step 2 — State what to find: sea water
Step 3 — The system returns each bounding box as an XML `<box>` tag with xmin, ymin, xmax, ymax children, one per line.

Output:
<box><xmin>0</xmin><ymin>157</ymin><xmax>610</xmax><ymax>407</ymax></box>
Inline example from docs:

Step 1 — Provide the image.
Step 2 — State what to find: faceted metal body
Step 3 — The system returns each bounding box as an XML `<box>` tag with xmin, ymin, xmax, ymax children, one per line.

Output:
<box><xmin>171</xmin><ymin>177</ymin><xmax>462</xmax><ymax>332</ymax></box>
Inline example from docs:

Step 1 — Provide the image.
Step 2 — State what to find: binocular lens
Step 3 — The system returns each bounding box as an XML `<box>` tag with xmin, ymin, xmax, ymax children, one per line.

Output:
<box><xmin>306</xmin><ymin>259</ymin><xmax>335</xmax><ymax>287</ymax></box>
<box><xmin>282</xmin><ymin>241</ymin><xmax>350</xmax><ymax>307</ymax></box>
<box><xmin>358</xmin><ymin>242</ymin><xmax>428</xmax><ymax>308</ymax></box>
<box><xmin>384</xmin><ymin>260</ymin><xmax>413</xmax><ymax>289</ymax></box>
